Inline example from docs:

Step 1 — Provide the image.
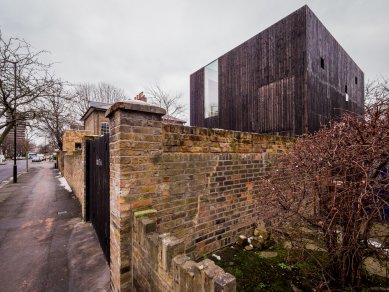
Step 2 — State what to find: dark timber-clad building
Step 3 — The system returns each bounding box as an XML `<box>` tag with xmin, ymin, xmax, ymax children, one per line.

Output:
<box><xmin>190</xmin><ymin>5</ymin><xmax>364</xmax><ymax>135</ymax></box>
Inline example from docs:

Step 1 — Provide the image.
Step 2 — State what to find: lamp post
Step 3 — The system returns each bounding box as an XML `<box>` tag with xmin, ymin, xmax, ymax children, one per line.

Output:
<box><xmin>13</xmin><ymin>61</ymin><xmax>17</xmax><ymax>183</ymax></box>
<box><xmin>1</xmin><ymin>58</ymin><xmax>19</xmax><ymax>183</ymax></box>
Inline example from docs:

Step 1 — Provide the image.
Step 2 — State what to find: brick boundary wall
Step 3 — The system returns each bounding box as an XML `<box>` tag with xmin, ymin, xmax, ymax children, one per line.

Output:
<box><xmin>107</xmin><ymin>101</ymin><xmax>167</xmax><ymax>291</ymax></box>
<box><xmin>106</xmin><ymin>101</ymin><xmax>294</xmax><ymax>291</ymax></box>
<box><xmin>61</xmin><ymin>134</ymin><xmax>100</xmax><ymax>221</ymax></box>
<box><xmin>132</xmin><ymin>210</ymin><xmax>236</xmax><ymax>292</ymax></box>
<box><xmin>63</xmin><ymin>150</ymin><xmax>83</xmax><ymax>202</ymax></box>
<box><xmin>159</xmin><ymin>125</ymin><xmax>293</xmax><ymax>259</ymax></box>
<box><xmin>62</xmin><ymin>130</ymin><xmax>92</xmax><ymax>152</ymax></box>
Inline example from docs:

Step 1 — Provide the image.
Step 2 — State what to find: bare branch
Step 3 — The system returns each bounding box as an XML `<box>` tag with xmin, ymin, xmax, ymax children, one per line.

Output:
<box><xmin>72</xmin><ymin>82</ymin><xmax>126</xmax><ymax>118</ymax></box>
<box><xmin>146</xmin><ymin>84</ymin><xmax>186</xmax><ymax>118</ymax></box>
<box><xmin>0</xmin><ymin>30</ymin><xmax>57</xmax><ymax>146</ymax></box>
<box><xmin>263</xmin><ymin>94</ymin><xmax>389</xmax><ymax>289</ymax></box>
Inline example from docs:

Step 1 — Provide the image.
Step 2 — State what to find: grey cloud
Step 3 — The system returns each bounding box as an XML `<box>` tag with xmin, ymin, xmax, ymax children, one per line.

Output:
<box><xmin>1</xmin><ymin>0</ymin><xmax>388</xmax><ymax>121</ymax></box>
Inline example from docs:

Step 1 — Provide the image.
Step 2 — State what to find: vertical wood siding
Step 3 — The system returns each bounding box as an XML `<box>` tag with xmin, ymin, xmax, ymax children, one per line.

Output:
<box><xmin>190</xmin><ymin>5</ymin><xmax>364</xmax><ymax>136</ymax></box>
<box><xmin>190</xmin><ymin>68</ymin><xmax>205</xmax><ymax>127</ymax></box>
<box><xmin>306</xmin><ymin>8</ymin><xmax>364</xmax><ymax>132</ymax></box>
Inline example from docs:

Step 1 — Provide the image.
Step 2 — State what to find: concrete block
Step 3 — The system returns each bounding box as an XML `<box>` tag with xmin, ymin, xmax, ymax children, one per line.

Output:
<box><xmin>214</xmin><ymin>273</ymin><xmax>236</xmax><ymax>292</ymax></box>
<box><xmin>203</xmin><ymin>264</ymin><xmax>225</xmax><ymax>292</ymax></box>
<box><xmin>172</xmin><ymin>254</ymin><xmax>190</xmax><ymax>291</ymax></box>
<box><xmin>192</xmin><ymin>259</ymin><xmax>215</xmax><ymax>292</ymax></box>
<box><xmin>179</xmin><ymin>260</ymin><xmax>197</xmax><ymax>292</ymax></box>
<box><xmin>160</xmin><ymin>235</ymin><xmax>185</xmax><ymax>273</ymax></box>
<box><xmin>147</xmin><ymin>232</ymin><xmax>160</xmax><ymax>271</ymax></box>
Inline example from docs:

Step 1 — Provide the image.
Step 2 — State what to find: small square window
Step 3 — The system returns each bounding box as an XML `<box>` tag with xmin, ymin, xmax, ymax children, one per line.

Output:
<box><xmin>100</xmin><ymin>122</ymin><xmax>109</xmax><ymax>135</ymax></box>
<box><xmin>345</xmin><ymin>85</ymin><xmax>348</xmax><ymax>94</ymax></box>
<box><xmin>355</xmin><ymin>77</ymin><xmax>358</xmax><ymax>84</ymax></box>
<box><xmin>320</xmin><ymin>57</ymin><xmax>325</xmax><ymax>69</ymax></box>
<box><xmin>75</xmin><ymin>142</ymin><xmax>82</xmax><ymax>150</ymax></box>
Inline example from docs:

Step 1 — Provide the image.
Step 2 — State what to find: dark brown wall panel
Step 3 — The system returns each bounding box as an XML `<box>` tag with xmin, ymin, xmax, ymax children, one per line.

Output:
<box><xmin>216</xmin><ymin>6</ymin><xmax>307</xmax><ymax>135</ymax></box>
<box><xmin>306</xmin><ymin>8</ymin><xmax>364</xmax><ymax>132</ymax></box>
<box><xmin>190</xmin><ymin>68</ymin><xmax>204</xmax><ymax>127</ymax></box>
<box><xmin>190</xmin><ymin>5</ymin><xmax>364</xmax><ymax>136</ymax></box>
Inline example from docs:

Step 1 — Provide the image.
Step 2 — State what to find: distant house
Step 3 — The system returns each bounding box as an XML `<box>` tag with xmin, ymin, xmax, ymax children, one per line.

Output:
<box><xmin>80</xmin><ymin>96</ymin><xmax>186</xmax><ymax>135</ymax></box>
<box><xmin>80</xmin><ymin>101</ymin><xmax>111</xmax><ymax>136</ymax></box>
<box><xmin>190</xmin><ymin>5</ymin><xmax>364</xmax><ymax>136</ymax></box>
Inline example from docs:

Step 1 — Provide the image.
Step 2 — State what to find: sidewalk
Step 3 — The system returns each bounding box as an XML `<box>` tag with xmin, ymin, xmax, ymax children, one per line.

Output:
<box><xmin>0</xmin><ymin>162</ymin><xmax>109</xmax><ymax>292</ymax></box>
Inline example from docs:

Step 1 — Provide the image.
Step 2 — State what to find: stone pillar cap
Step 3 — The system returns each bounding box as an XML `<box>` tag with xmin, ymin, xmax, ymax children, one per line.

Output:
<box><xmin>105</xmin><ymin>101</ymin><xmax>166</xmax><ymax>118</ymax></box>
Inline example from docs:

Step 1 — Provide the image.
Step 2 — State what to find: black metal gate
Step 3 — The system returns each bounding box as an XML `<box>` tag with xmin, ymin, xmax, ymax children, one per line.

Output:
<box><xmin>85</xmin><ymin>134</ymin><xmax>110</xmax><ymax>262</ymax></box>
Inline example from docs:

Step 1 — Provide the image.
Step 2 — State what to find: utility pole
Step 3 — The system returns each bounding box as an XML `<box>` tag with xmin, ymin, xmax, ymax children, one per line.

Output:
<box><xmin>13</xmin><ymin>62</ymin><xmax>17</xmax><ymax>183</ymax></box>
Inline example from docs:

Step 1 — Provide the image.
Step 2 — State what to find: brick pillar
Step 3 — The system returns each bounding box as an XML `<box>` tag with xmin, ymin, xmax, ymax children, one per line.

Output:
<box><xmin>106</xmin><ymin>101</ymin><xmax>166</xmax><ymax>291</ymax></box>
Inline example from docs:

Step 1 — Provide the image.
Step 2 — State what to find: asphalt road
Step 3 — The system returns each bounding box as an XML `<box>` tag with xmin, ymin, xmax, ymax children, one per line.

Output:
<box><xmin>0</xmin><ymin>159</ymin><xmax>36</xmax><ymax>183</ymax></box>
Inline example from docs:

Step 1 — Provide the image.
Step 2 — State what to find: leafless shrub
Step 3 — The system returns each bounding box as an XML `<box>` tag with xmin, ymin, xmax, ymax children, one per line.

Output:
<box><xmin>264</xmin><ymin>96</ymin><xmax>389</xmax><ymax>289</ymax></box>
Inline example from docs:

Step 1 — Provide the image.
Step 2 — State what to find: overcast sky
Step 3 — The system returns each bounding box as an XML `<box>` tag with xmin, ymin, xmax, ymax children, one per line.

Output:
<box><xmin>1</xmin><ymin>0</ymin><xmax>388</xmax><ymax>121</ymax></box>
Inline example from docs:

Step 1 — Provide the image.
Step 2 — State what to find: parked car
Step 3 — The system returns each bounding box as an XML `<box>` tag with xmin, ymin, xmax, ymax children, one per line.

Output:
<box><xmin>32</xmin><ymin>154</ymin><xmax>45</xmax><ymax>162</ymax></box>
<box><xmin>28</xmin><ymin>152</ymin><xmax>37</xmax><ymax>159</ymax></box>
<box><xmin>32</xmin><ymin>156</ymin><xmax>41</xmax><ymax>162</ymax></box>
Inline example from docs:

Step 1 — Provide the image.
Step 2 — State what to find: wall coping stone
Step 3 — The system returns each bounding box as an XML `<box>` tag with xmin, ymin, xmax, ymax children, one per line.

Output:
<box><xmin>105</xmin><ymin>101</ymin><xmax>166</xmax><ymax>118</ymax></box>
<box><xmin>134</xmin><ymin>208</ymin><xmax>157</xmax><ymax>218</ymax></box>
<box><xmin>64</xmin><ymin>150</ymin><xmax>82</xmax><ymax>156</ymax></box>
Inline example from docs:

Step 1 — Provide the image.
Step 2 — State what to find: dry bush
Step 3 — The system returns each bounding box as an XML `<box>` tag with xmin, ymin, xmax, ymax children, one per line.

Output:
<box><xmin>264</xmin><ymin>97</ymin><xmax>389</xmax><ymax>289</ymax></box>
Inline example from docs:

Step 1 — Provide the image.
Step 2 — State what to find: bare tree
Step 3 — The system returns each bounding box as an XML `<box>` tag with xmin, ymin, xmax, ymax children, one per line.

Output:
<box><xmin>20</xmin><ymin>124</ymin><xmax>37</xmax><ymax>172</ymax></box>
<box><xmin>0</xmin><ymin>30</ymin><xmax>57</xmax><ymax>146</ymax></box>
<box><xmin>365</xmin><ymin>76</ymin><xmax>389</xmax><ymax>109</ymax></box>
<box><xmin>34</xmin><ymin>82</ymin><xmax>75</xmax><ymax>150</ymax></box>
<box><xmin>146</xmin><ymin>84</ymin><xmax>186</xmax><ymax>118</ymax></box>
<box><xmin>73</xmin><ymin>82</ymin><xmax>126</xmax><ymax>118</ymax></box>
<box><xmin>263</xmin><ymin>95</ymin><xmax>389</xmax><ymax>289</ymax></box>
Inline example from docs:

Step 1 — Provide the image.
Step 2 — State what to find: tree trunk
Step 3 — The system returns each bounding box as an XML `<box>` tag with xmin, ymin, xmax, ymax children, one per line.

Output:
<box><xmin>0</xmin><ymin>122</ymin><xmax>14</xmax><ymax>146</ymax></box>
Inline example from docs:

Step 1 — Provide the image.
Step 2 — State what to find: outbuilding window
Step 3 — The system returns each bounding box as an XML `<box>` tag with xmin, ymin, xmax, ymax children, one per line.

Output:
<box><xmin>100</xmin><ymin>122</ymin><xmax>109</xmax><ymax>135</ymax></box>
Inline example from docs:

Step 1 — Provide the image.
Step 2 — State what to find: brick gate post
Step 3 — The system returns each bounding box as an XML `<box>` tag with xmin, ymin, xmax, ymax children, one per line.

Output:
<box><xmin>106</xmin><ymin>101</ymin><xmax>166</xmax><ymax>291</ymax></box>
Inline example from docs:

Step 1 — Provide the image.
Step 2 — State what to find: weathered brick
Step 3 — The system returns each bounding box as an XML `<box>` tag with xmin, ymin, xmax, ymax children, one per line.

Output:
<box><xmin>103</xmin><ymin>99</ymin><xmax>294</xmax><ymax>291</ymax></box>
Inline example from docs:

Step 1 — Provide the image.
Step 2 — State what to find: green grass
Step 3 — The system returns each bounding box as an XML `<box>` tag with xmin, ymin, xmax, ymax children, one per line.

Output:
<box><xmin>211</xmin><ymin>244</ymin><xmax>388</xmax><ymax>291</ymax></box>
<box><xmin>214</xmin><ymin>245</ymin><xmax>319</xmax><ymax>291</ymax></box>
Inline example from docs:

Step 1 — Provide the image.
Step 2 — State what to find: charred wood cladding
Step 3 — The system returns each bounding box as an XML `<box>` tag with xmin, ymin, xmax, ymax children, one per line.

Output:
<box><xmin>190</xmin><ymin>5</ymin><xmax>364</xmax><ymax>135</ymax></box>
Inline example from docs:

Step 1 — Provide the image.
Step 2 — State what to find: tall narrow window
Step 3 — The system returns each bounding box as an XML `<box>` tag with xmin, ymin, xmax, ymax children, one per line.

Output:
<box><xmin>355</xmin><ymin>77</ymin><xmax>358</xmax><ymax>84</ymax></box>
<box><xmin>204</xmin><ymin>60</ymin><xmax>218</xmax><ymax>118</ymax></box>
<box><xmin>320</xmin><ymin>57</ymin><xmax>325</xmax><ymax>69</ymax></box>
<box><xmin>100</xmin><ymin>122</ymin><xmax>109</xmax><ymax>135</ymax></box>
<box><xmin>345</xmin><ymin>85</ymin><xmax>348</xmax><ymax>94</ymax></box>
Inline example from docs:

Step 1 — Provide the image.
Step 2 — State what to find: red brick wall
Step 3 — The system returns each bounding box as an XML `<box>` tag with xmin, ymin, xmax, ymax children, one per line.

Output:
<box><xmin>107</xmin><ymin>101</ymin><xmax>294</xmax><ymax>291</ymax></box>
<box><xmin>157</xmin><ymin>125</ymin><xmax>292</xmax><ymax>258</ymax></box>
